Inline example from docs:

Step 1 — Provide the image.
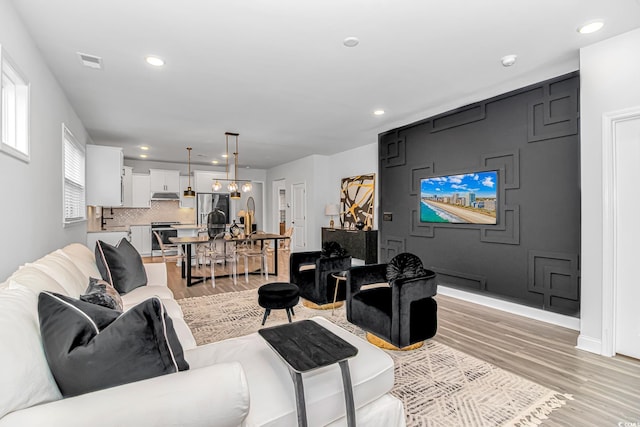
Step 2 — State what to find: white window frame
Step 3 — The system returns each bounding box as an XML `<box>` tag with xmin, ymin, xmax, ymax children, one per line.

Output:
<box><xmin>62</xmin><ymin>124</ymin><xmax>86</xmax><ymax>226</ymax></box>
<box><xmin>0</xmin><ymin>45</ymin><xmax>30</xmax><ymax>162</ymax></box>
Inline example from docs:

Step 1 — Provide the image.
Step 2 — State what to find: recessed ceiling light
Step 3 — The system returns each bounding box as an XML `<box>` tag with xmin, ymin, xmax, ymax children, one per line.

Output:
<box><xmin>145</xmin><ymin>56</ymin><xmax>165</xmax><ymax>67</ymax></box>
<box><xmin>140</xmin><ymin>154</ymin><xmax>148</xmax><ymax>158</ymax></box>
<box><xmin>373</xmin><ymin>110</ymin><xmax>385</xmax><ymax>116</ymax></box>
<box><xmin>501</xmin><ymin>54</ymin><xmax>518</xmax><ymax>67</ymax></box>
<box><xmin>221</xmin><ymin>153</ymin><xmax>228</xmax><ymax>158</ymax></box>
<box><xmin>212</xmin><ymin>160</ymin><xmax>219</xmax><ymax>164</ymax></box>
<box><xmin>578</xmin><ymin>20</ymin><xmax>604</xmax><ymax>34</ymax></box>
<box><xmin>343</xmin><ymin>37</ymin><xmax>360</xmax><ymax>48</ymax></box>
<box><xmin>140</xmin><ymin>146</ymin><xmax>149</xmax><ymax>151</ymax></box>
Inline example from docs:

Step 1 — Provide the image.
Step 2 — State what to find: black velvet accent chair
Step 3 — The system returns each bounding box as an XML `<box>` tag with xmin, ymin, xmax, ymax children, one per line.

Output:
<box><xmin>289</xmin><ymin>248</ymin><xmax>352</xmax><ymax>307</ymax></box>
<box><xmin>346</xmin><ymin>253</ymin><xmax>438</xmax><ymax>349</ymax></box>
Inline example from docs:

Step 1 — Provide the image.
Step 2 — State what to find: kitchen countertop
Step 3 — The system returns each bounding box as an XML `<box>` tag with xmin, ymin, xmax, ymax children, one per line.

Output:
<box><xmin>171</xmin><ymin>224</ymin><xmax>204</xmax><ymax>230</ymax></box>
<box><xmin>87</xmin><ymin>227</ymin><xmax>130</xmax><ymax>233</ymax></box>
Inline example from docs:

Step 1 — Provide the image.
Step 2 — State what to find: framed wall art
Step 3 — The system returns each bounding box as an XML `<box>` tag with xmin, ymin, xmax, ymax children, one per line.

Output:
<box><xmin>340</xmin><ymin>174</ymin><xmax>375</xmax><ymax>229</ymax></box>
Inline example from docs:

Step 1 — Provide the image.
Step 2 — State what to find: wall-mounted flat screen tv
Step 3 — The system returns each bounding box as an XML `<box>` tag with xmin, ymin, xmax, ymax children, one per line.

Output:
<box><xmin>420</xmin><ymin>170</ymin><xmax>498</xmax><ymax>224</ymax></box>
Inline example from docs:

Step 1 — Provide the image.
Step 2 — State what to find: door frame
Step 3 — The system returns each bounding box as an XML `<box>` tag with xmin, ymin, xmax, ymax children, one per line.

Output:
<box><xmin>601</xmin><ymin>105</ymin><xmax>640</xmax><ymax>357</ymax></box>
<box><xmin>272</xmin><ymin>179</ymin><xmax>286</xmax><ymax>233</ymax></box>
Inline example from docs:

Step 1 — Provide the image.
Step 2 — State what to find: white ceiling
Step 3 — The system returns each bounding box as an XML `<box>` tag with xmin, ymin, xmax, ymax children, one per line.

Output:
<box><xmin>10</xmin><ymin>0</ymin><xmax>640</xmax><ymax>169</ymax></box>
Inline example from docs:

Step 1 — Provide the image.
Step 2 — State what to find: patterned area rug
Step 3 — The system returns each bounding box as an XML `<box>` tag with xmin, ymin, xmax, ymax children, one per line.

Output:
<box><xmin>178</xmin><ymin>290</ymin><xmax>571</xmax><ymax>426</ymax></box>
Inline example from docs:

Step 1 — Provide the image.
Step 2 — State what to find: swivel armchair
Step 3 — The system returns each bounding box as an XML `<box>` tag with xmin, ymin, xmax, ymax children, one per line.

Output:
<box><xmin>346</xmin><ymin>253</ymin><xmax>438</xmax><ymax>350</ymax></box>
<box><xmin>289</xmin><ymin>242</ymin><xmax>352</xmax><ymax>309</ymax></box>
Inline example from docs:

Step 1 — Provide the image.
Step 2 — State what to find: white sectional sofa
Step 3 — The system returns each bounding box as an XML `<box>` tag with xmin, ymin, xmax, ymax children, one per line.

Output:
<box><xmin>0</xmin><ymin>243</ymin><xmax>405</xmax><ymax>426</ymax></box>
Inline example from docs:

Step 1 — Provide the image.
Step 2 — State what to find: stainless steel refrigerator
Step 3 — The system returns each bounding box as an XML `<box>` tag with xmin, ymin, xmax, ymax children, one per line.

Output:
<box><xmin>196</xmin><ymin>193</ymin><xmax>230</xmax><ymax>226</ymax></box>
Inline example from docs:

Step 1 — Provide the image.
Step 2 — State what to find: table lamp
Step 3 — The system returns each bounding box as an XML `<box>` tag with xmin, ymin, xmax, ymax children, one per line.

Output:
<box><xmin>324</xmin><ymin>204</ymin><xmax>340</xmax><ymax>228</ymax></box>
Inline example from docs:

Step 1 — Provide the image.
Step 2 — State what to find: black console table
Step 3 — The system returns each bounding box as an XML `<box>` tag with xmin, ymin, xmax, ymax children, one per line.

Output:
<box><xmin>259</xmin><ymin>320</ymin><xmax>358</xmax><ymax>427</ymax></box>
<box><xmin>322</xmin><ymin>227</ymin><xmax>378</xmax><ymax>264</ymax></box>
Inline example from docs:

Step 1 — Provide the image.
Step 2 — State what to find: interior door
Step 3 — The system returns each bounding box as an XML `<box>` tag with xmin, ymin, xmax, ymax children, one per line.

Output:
<box><xmin>615</xmin><ymin>116</ymin><xmax>640</xmax><ymax>359</ymax></box>
<box><xmin>291</xmin><ymin>182</ymin><xmax>307</xmax><ymax>250</ymax></box>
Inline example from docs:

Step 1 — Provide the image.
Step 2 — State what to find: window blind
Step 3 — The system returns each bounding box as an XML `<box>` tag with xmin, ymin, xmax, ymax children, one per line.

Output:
<box><xmin>63</xmin><ymin>126</ymin><xmax>86</xmax><ymax>224</ymax></box>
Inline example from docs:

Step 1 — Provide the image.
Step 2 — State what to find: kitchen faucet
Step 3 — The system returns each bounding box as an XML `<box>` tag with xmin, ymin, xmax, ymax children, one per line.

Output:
<box><xmin>100</xmin><ymin>208</ymin><xmax>114</xmax><ymax>230</ymax></box>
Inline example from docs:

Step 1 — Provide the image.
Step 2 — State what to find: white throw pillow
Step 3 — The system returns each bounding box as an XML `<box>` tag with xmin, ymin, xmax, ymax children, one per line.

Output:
<box><xmin>0</xmin><ymin>283</ymin><xmax>62</xmax><ymax>418</ymax></box>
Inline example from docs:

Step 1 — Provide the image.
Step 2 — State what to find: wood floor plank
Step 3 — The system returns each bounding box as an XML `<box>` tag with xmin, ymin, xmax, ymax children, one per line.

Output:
<box><xmin>152</xmin><ymin>252</ymin><xmax>640</xmax><ymax>425</ymax></box>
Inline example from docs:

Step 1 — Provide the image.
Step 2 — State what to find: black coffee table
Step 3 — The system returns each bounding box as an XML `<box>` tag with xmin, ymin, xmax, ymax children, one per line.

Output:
<box><xmin>258</xmin><ymin>320</ymin><xmax>358</xmax><ymax>427</ymax></box>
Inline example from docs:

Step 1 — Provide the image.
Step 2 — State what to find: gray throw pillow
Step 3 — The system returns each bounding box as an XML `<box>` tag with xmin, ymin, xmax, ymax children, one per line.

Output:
<box><xmin>80</xmin><ymin>277</ymin><xmax>124</xmax><ymax>311</ymax></box>
<box><xmin>38</xmin><ymin>292</ymin><xmax>189</xmax><ymax>398</ymax></box>
<box><xmin>95</xmin><ymin>238</ymin><xmax>147</xmax><ymax>294</ymax></box>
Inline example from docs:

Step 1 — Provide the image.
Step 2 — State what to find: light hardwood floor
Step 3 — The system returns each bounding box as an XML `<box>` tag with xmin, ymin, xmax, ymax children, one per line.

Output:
<box><xmin>146</xmin><ymin>252</ymin><xmax>640</xmax><ymax>426</ymax></box>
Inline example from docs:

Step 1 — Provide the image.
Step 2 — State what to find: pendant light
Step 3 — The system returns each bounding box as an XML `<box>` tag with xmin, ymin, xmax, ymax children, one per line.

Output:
<box><xmin>210</xmin><ymin>132</ymin><xmax>252</xmax><ymax>195</ymax></box>
<box><xmin>183</xmin><ymin>147</ymin><xmax>195</xmax><ymax>197</ymax></box>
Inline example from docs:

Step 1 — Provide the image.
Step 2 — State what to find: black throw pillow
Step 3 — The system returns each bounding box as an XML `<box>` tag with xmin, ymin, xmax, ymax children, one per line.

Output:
<box><xmin>38</xmin><ymin>292</ymin><xmax>189</xmax><ymax>397</ymax></box>
<box><xmin>386</xmin><ymin>252</ymin><xmax>427</xmax><ymax>282</ymax></box>
<box><xmin>321</xmin><ymin>241</ymin><xmax>347</xmax><ymax>258</ymax></box>
<box><xmin>95</xmin><ymin>238</ymin><xmax>147</xmax><ymax>294</ymax></box>
<box><xmin>80</xmin><ymin>277</ymin><xmax>124</xmax><ymax>311</ymax></box>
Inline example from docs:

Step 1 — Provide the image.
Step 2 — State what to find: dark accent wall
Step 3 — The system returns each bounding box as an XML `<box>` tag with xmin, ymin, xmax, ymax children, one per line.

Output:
<box><xmin>378</xmin><ymin>72</ymin><xmax>580</xmax><ymax>316</ymax></box>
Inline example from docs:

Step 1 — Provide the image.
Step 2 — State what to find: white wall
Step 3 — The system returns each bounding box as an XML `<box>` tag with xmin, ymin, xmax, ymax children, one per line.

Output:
<box><xmin>265</xmin><ymin>144</ymin><xmax>378</xmax><ymax>251</ymax></box>
<box><xmin>325</xmin><ymin>143</ymin><xmax>379</xmax><ymax>230</ymax></box>
<box><xmin>579</xmin><ymin>27</ymin><xmax>640</xmax><ymax>353</ymax></box>
<box><xmin>0</xmin><ymin>0</ymin><xmax>90</xmax><ymax>281</ymax></box>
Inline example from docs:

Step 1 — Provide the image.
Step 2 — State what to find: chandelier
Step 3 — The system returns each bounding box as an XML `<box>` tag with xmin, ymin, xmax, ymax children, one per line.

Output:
<box><xmin>212</xmin><ymin>132</ymin><xmax>252</xmax><ymax>199</ymax></box>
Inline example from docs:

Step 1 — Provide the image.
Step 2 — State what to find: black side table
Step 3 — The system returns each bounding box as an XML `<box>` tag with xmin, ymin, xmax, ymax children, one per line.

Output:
<box><xmin>258</xmin><ymin>320</ymin><xmax>359</xmax><ymax>427</ymax></box>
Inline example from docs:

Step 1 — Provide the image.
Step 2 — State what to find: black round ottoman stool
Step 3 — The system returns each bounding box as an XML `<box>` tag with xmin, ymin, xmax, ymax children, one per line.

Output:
<box><xmin>258</xmin><ymin>282</ymin><xmax>300</xmax><ymax>325</ymax></box>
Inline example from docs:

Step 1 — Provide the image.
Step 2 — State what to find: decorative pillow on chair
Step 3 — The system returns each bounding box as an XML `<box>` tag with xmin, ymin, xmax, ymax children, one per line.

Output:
<box><xmin>321</xmin><ymin>241</ymin><xmax>347</xmax><ymax>258</ymax></box>
<box><xmin>80</xmin><ymin>277</ymin><xmax>124</xmax><ymax>311</ymax></box>
<box><xmin>38</xmin><ymin>292</ymin><xmax>189</xmax><ymax>397</ymax></box>
<box><xmin>95</xmin><ymin>238</ymin><xmax>147</xmax><ymax>294</ymax></box>
<box><xmin>386</xmin><ymin>252</ymin><xmax>427</xmax><ymax>282</ymax></box>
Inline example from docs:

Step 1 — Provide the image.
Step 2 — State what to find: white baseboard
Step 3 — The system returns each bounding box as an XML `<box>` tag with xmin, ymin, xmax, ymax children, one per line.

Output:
<box><xmin>576</xmin><ymin>334</ymin><xmax>603</xmax><ymax>355</ymax></box>
<box><xmin>438</xmin><ymin>286</ymin><xmax>580</xmax><ymax>331</ymax></box>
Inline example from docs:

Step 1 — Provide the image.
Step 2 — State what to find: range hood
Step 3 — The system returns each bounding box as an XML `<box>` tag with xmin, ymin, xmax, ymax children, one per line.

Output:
<box><xmin>150</xmin><ymin>192</ymin><xmax>180</xmax><ymax>200</ymax></box>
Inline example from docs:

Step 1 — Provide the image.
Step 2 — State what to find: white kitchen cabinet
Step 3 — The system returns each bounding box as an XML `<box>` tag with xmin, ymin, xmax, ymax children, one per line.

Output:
<box><xmin>149</xmin><ymin>169</ymin><xmax>180</xmax><ymax>193</ymax></box>
<box><xmin>122</xmin><ymin>166</ymin><xmax>133</xmax><ymax>207</ymax></box>
<box><xmin>130</xmin><ymin>225</ymin><xmax>152</xmax><ymax>256</ymax></box>
<box><xmin>180</xmin><ymin>175</ymin><xmax>196</xmax><ymax>209</ymax></box>
<box><xmin>86</xmin><ymin>145</ymin><xmax>123</xmax><ymax>206</ymax></box>
<box><xmin>194</xmin><ymin>170</ymin><xmax>226</xmax><ymax>193</ymax></box>
<box><xmin>131</xmin><ymin>174</ymin><xmax>151</xmax><ymax>208</ymax></box>
<box><xmin>86</xmin><ymin>231</ymin><xmax>129</xmax><ymax>251</ymax></box>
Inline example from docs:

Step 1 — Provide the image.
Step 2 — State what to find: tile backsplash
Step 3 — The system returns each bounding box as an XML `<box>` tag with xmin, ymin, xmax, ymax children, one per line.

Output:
<box><xmin>89</xmin><ymin>201</ymin><xmax>196</xmax><ymax>230</ymax></box>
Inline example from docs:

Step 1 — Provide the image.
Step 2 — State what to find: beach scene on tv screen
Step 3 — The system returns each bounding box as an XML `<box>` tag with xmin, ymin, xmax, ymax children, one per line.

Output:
<box><xmin>420</xmin><ymin>171</ymin><xmax>498</xmax><ymax>224</ymax></box>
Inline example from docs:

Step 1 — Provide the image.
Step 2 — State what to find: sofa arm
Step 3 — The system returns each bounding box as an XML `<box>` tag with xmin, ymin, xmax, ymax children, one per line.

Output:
<box><xmin>0</xmin><ymin>363</ymin><xmax>249</xmax><ymax>427</ymax></box>
<box><xmin>143</xmin><ymin>262</ymin><xmax>168</xmax><ymax>286</ymax></box>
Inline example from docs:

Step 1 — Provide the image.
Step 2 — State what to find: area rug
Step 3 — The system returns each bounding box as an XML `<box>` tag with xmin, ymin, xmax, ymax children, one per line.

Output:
<box><xmin>178</xmin><ymin>290</ymin><xmax>571</xmax><ymax>426</ymax></box>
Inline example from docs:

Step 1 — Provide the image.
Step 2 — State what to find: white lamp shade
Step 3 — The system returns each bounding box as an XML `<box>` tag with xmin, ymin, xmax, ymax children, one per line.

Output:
<box><xmin>325</xmin><ymin>203</ymin><xmax>339</xmax><ymax>216</ymax></box>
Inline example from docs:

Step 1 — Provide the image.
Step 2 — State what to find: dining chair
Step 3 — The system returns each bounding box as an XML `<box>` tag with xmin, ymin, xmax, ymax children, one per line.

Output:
<box><xmin>152</xmin><ymin>231</ymin><xmax>185</xmax><ymax>264</ymax></box>
<box><xmin>238</xmin><ymin>232</ymin><xmax>269</xmax><ymax>283</ymax></box>
<box><xmin>204</xmin><ymin>232</ymin><xmax>238</xmax><ymax>287</ymax></box>
<box><xmin>280</xmin><ymin>226</ymin><xmax>294</xmax><ymax>250</ymax></box>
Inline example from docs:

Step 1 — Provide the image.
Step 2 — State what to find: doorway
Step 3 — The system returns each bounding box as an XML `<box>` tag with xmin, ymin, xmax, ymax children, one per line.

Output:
<box><xmin>272</xmin><ymin>179</ymin><xmax>286</xmax><ymax>234</ymax></box>
<box><xmin>602</xmin><ymin>107</ymin><xmax>640</xmax><ymax>359</ymax></box>
<box><xmin>291</xmin><ymin>182</ymin><xmax>307</xmax><ymax>250</ymax></box>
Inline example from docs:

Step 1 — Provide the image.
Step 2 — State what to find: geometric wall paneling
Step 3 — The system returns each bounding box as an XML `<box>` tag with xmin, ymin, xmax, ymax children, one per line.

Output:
<box><xmin>527</xmin><ymin>85</ymin><xmax>579</xmax><ymax>143</ymax></box>
<box><xmin>380</xmin><ymin>132</ymin><xmax>406</xmax><ymax>168</ymax></box>
<box><xmin>429</xmin><ymin>267</ymin><xmax>487</xmax><ymax>291</ymax></box>
<box><xmin>380</xmin><ymin>236</ymin><xmax>406</xmax><ymax>263</ymax></box>
<box><xmin>430</xmin><ymin>103</ymin><xmax>487</xmax><ymax>133</ymax></box>
<box><xmin>480</xmin><ymin>205</ymin><xmax>520</xmax><ymax>245</ymax></box>
<box><xmin>409</xmin><ymin>163</ymin><xmax>435</xmax><ymax>196</ymax></box>
<box><xmin>527</xmin><ymin>250</ymin><xmax>580</xmax><ymax>311</ymax></box>
<box><xmin>378</xmin><ymin>72</ymin><xmax>580</xmax><ymax>314</ymax></box>
<box><xmin>482</xmin><ymin>150</ymin><xmax>520</xmax><ymax>190</ymax></box>
<box><xmin>409</xmin><ymin>209</ymin><xmax>435</xmax><ymax>238</ymax></box>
